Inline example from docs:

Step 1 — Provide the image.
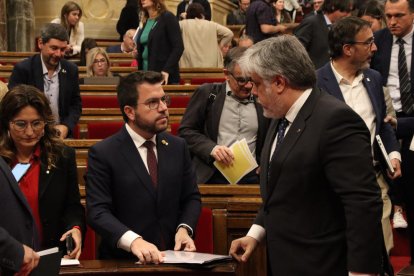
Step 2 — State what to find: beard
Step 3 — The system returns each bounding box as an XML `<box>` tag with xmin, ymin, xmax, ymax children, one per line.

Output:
<box><xmin>133</xmin><ymin>112</ymin><xmax>168</xmax><ymax>135</ymax></box>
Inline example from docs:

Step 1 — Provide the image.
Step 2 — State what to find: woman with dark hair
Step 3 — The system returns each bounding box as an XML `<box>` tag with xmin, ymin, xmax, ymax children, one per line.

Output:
<box><xmin>357</xmin><ymin>0</ymin><xmax>386</xmax><ymax>32</ymax></box>
<box><xmin>0</xmin><ymin>85</ymin><xmax>85</xmax><ymax>259</ymax></box>
<box><xmin>136</xmin><ymin>0</ymin><xmax>184</xmax><ymax>84</ymax></box>
<box><xmin>52</xmin><ymin>1</ymin><xmax>84</xmax><ymax>56</ymax></box>
<box><xmin>80</xmin><ymin>38</ymin><xmax>98</xmax><ymax>66</ymax></box>
<box><xmin>273</xmin><ymin>0</ymin><xmax>292</xmax><ymax>24</ymax></box>
<box><xmin>116</xmin><ymin>0</ymin><xmax>140</xmax><ymax>41</ymax></box>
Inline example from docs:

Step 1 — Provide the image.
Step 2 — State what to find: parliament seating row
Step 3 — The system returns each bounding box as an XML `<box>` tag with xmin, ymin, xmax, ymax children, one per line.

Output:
<box><xmin>0</xmin><ymin>64</ymin><xmax>224</xmax><ymax>84</ymax></box>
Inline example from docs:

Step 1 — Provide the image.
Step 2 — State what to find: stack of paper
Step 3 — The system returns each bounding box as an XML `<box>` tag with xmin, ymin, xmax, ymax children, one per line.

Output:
<box><xmin>213</xmin><ymin>139</ymin><xmax>258</xmax><ymax>184</ymax></box>
<box><xmin>162</xmin><ymin>250</ymin><xmax>232</xmax><ymax>265</ymax></box>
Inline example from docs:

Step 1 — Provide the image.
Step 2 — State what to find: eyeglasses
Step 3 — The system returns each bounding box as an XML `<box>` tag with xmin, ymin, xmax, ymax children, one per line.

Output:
<box><xmin>347</xmin><ymin>37</ymin><xmax>375</xmax><ymax>48</ymax></box>
<box><xmin>138</xmin><ymin>95</ymin><xmax>171</xmax><ymax>110</ymax></box>
<box><xmin>10</xmin><ymin>120</ymin><xmax>46</xmax><ymax>132</ymax></box>
<box><xmin>229</xmin><ymin>72</ymin><xmax>253</xmax><ymax>86</ymax></box>
<box><xmin>93</xmin><ymin>58</ymin><xmax>107</xmax><ymax>64</ymax></box>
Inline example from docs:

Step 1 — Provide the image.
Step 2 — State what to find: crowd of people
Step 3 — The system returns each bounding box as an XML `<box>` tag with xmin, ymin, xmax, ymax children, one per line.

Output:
<box><xmin>1</xmin><ymin>0</ymin><xmax>414</xmax><ymax>275</ymax></box>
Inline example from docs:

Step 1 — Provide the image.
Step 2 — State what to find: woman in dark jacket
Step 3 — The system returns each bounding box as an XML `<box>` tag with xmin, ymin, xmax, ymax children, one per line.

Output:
<box><xmin>136</xmin><ymin>0</ymin><xmax>184</xmax><ymax>84</ymax></box>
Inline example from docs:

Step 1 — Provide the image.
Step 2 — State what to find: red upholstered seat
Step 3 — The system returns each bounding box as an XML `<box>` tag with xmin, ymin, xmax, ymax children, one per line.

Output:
<box><xmin>194</xmin><ymin>207</ymin><xmax>214</xmax><ymax>254</ymax></box>
<box><xmin>72</xmin><ymin>124</ymin><xmax>80</xmax><ymax>139</ymax></box>
<box><xmin>87</xmin><ymin>122</ymin><xmax>124</xmax><ymax>139</ymax></box>
<box><xmin>81</xmin><ymin>95</ymin><xmax>119</xmax><ymax>108</ymax></box>
<box><xmin>169</xmin><ymin>95</ymin><xmax>191</xmax><ymax>108</ymax></box>
<box><xmin>79</xmin><ymin>225</ymin><xmax>96</xmax><ymax>260</ymax></box>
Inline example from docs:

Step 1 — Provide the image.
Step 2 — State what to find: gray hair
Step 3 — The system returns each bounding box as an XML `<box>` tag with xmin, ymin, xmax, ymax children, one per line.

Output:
<box><xmin>40</xmin><ymin>23</ymin><xmax>69</xmax><ymax>43</ymax></box>
<box><xmin>223</xmin><ymin>47</ymin><xmax>248</xmax><ymax>72</ymax></box>
<box><xmin>239</xmin><ymin>36</ymin><xmax>316</xmax><ymax>90</ymax></box>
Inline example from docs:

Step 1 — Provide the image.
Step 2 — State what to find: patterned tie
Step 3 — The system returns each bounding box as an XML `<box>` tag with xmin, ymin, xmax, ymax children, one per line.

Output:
<box><xmin>397</xmin><ymin>38</ymin><xmax>414</xmax><ymax>114</ymax></box>
<box><xmin>143</xmin><ymin>141</ymin><xmax>158</xmax><ymax>188</ymax></box>
<box><xmin>270</xmin><ymin>117</ymin><xmax>289</xmax><ymax>163</ymax></box>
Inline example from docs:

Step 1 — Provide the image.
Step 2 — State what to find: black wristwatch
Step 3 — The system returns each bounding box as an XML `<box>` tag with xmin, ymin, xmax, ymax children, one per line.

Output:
<box><xmin>177</xmin><ymin>224</ymin><xmax>193</xmax><ymax>237</ymax></box>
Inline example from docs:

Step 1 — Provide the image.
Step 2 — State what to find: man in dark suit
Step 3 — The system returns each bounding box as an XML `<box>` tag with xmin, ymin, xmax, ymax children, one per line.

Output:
<box><xmin>177</xmin><ymin>0</ymin><xmax>211</xmax><ymax>20</ymax></box>
<box><xmin>229</xmin><ymin>36</ymin><xmax>384</xmax><ymax>275</ymax></box>
<box><xmin>370</xmin><ymin>0</ymin><xmax>414</xmax><ymax>261</ymax></box>
<box><xmin>294</xmin><ymin>0</ymin><xmax>354</xmax><ymax>69</ymax></box>
<box><xmin>317</xmin><ymin>16</ymin><xmax>401</xmax><ymax>254</ymax></box>
<box><xmin>0</xmin><ymin>157</ymin><xmax>40</xmax><ymax>275</ymax></box>
<box><xmin>8</xmin><ymin>23</ymin><xmax>81</xmax><ymax>139</ymax></box>
<box><xmin>179</xmin><ymin>47</ymin><xmax>268</xmax><ymax>184</ymax></box>
<box><xmin>86</xmin><ymin>71</ymin><xmax>201</xmax><ymax>263</ymax></box>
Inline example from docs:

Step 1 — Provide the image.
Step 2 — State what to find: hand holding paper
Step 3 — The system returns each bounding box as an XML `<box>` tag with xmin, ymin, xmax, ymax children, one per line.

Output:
<box><xmin>213</xmin><ymin>139</ymin><xmax>258</xmax><ymax>184</ymax></box>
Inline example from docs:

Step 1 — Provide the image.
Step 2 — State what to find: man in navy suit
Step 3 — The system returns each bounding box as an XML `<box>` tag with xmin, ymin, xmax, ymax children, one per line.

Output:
<box><xmin>0</xmin><ymin>157</ymin><xmax>40</xmax><ymax>275</ymax></box>
<box><xmin>8</xmin><ymin>23</ymin><xmax>81</xmax><ymax>138</ymax></box>
<box><xmin>229</xmin><ymin>36</ymin><xmax>384</xmax><ymax>275</ymax></box>
<box><xmin>370</xmin><ymin>0</ymin><xmax>414</xmax><ymax>261</ymax></box>
<box><xmin>317</xmin><ymin>16</ymin><xmax>401</xmax><ymax>254</ymax></box>
<box><xmin>86</xmin><ymin>71</ymin><xmax>201</xmax><ymax>263</ymax></box>
<box><xmin>294</xmin><ymin>0</ymin><xmax>354</xmax><ymax>69</ymax></box>
<box><xmin>106</xmin><ymin>29</ymin><xmax>137</xmax><ymax>55</ymax></box>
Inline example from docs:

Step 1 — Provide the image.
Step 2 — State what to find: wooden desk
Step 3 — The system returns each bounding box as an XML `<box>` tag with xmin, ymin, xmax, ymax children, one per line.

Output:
<box><xmin>398</xmin><ymin>265</ymin><xmax>414</xmax><ymax>275</ymax></box>
<box><xmin>60</xmin><ymin>260</ymin><xmax>237</xmax><ymax>275</ymax></box>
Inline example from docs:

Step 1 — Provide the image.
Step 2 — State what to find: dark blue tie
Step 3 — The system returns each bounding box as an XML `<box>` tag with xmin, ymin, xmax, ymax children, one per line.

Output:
<box><xmin>397</xmin><ymin>38</ymin><xmax>414</xmax><ymax>114</ymax></box>
<box><xmin>270</xmin><ymin>117</ymin><xmax>289</xmax><ymax>163</ymax></box>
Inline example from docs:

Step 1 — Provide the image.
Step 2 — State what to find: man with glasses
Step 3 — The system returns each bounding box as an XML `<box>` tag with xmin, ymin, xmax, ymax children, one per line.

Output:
<box><xmin>8</xmin><ymin>23</ymin><xmax>81</xmax><ymax>139</ymax></box>
<box><xmin>370</xmin><ymin>0</ymin><xmax>414</xmax><ymax>263</ymax></box>
<box><xmin>86</xmin><ymin>71</ymin><xmax>201</xmax><ymax>263</ymax></box>
<box><xmin>179</xmin><ymin>47</ymin><xmax>269</xmax><ymax>184</ymax></box>
<box><xmin>317</xmin><ymin>16</ymin><xmax>401</xmax><ymax>255</ymax></box>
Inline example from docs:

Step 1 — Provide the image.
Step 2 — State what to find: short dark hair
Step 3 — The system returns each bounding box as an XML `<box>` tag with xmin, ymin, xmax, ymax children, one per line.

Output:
<box><xmin>40</xmin><ymin>23</ymin><xmax>69</xmax><ymax>44</ymax></box>
<box><xmin>186</xmin><ymin>3</ymin><xmax>205</xmax><ymax>19</ymax></box>
<box><xmin>322</xmin><ymin>0</ymin><xmax>354</xmax><ymax>13</ymax></box>
<box><xmin>223</xmin><ymin>47</ymin><xmax>248</xmax><ymax>71</ymax></box>
<box><xmin>386</xmin><ymin>0</ymin><xmax>414</xmax><ymax>12</ymax></box>
<box><xmin>117</xmin><ymin>71</ymin><xmax>164</xmax><ymax>122</ymax></box>
<box><xmin>329</xmin><ymin>16</ymin><xmax>372</xmax><ymax>59</ymax></box>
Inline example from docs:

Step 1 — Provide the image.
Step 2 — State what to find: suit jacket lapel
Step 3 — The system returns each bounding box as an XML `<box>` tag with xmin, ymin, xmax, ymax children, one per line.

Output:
<box><xmin>362</xmin><ymin>71</ymin><xmax>381</xmax><ymax>134</ymax></box>
<box><xmin>155</xmin><ymin>133</ymin><xmax>170</xmax><ymax>204</ymax></box>
<box><xmin>265</xmin><ymin>89</ymin><xmax>318</xmax><ymax>203</ymax></box>
<box><xmin>58</xmin><ymin>65</ymin><xmax>67</xmax><ymax>114</ymax></box>
<box><xmin>0</xmin><ymin>157</ymin><xmax>34</xmax><ymax>216</ymax></box>
<box><xmin>321</xmin><ymin>64</ymin><xmax>345</xmax><ymax>101</ymax></box>
<box><xmin>210</xmin><ymin>83</ymin><xmax>227</xmax><ymax>140</ymax></box>
<box><xmin>34</xmin><ymin>55</ymin><xmax>45</xmax><ymax>91</ymax></box>
<box><xmin>38</xmin><ymin>157</ymin><xmax>53</xmax><ymax>199</ymax></box>
<box><xmin>260</xmin><ymin>119</ymin><xmax>277</xmax><ymax>199</ymax></box>
<box><xmin>383</xmin><ymin>31</ymin><xmax>393</xmax><ymax>81</ymax></box>
<box><xmin>118</xmin><ymin>127</ymin><xmax>157</xmax><ymax>199</ymax></box>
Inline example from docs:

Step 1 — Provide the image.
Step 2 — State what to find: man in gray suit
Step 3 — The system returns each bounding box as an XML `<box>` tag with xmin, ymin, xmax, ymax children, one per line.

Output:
<box><xmin>179</xmin><ymin>47</ymin><xmax>269</xmax><ymax>184</ymax></box>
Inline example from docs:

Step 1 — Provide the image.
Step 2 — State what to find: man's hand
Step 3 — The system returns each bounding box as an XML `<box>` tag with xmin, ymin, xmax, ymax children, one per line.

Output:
<box><xmin>15</xmin><ymin>245</ymin><xmax>40</xmax><ymax>276</ymax></box>
<box><xmin>384</xmin><ymin>115</ymin><xmax>397</xmax><ymax>129</ymax></box>
<box><xmin>174</xmin><ymin>227</ymin><xmax>196</xmax><ymax>251</ymax></box>
<box><xmin>131</xmin><ymin>238</ymin><xmax>164</xmax><ymax>264</ymax></box>
<box><xmin>388</xmin><ymin>158</ymin><xmax>402</xmax><ymax>179</ymax></box>
<box><xmin>161</xmin><ymin>71</ymin><xmax>169</xmax><ymax>85</ymax></box>
<box><xmin>229</xmin><ymin>236</ymin><xmax>258</xmax><ymax>263</ymax></box>
<box><xmin>54</xmin><ymin>124</ymin><xmax>69</xmax><ymax>139</ymax></box>
<box><xmin>60</xmin><ymin>227</ymin><xmax>82</xmax><ymax>259</ymax></box>
<box><xmin>211</xmin><ymin>145</ymin><xmax>234</xmax><ymax>166</ymax></box>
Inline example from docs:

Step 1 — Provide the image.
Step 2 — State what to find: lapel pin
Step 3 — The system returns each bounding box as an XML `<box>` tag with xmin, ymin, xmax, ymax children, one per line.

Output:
<box><xmin>161</xmin><ymin>139</ymin><xmax>168</xmax><ymax>146</ymax></box>
<box><xmin>366</xmin><ymin>77</ymin><xmax>370</xmax><ymax>82</ymax></box>
<box><xmin>297</xmin><ymin>128</ymin><xmax>301</xmax><ymax>133</ymax></box>
<box><xmin>61</xmin><ymin>69</ymin><xmax>66</xmax><ymax>73</ymax></box>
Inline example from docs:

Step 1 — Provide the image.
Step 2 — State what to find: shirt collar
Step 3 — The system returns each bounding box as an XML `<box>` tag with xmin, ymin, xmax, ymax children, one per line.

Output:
<box><xmin>330</xmin><ymin>61</ymin><xmax>364</xmax><ymax>85</ymax></box>
<box><xmin>40</xmin><ymin>55</ymin><xmax>61</xmax><ymax>76</ymax></box>
<box><xmin>125</xmin><ymin>123</ymin><xmax>157</xmax><ymax>147</ymax></box>
<box><xmin>323</xmin><ymin>14</ymin><xmax>332</xmax><ymax>26</ymax></box>
<box><xmin>285</xmin><ymin>88</ymin><xmax>312</xmax><ymax>124</ymax></box>
<box><xmin>393</xmin><ymin>24</ymin><xmax>414</xmax><ymax>44</ymax></box>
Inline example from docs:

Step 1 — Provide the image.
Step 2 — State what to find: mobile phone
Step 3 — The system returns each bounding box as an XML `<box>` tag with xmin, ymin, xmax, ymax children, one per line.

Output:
<box><xmin>66</xmin><ymin>233</ymin><xmax>74</xmax><ymax>255</ymax></box>
<box><xmin>12</xmin><ymin>163</ymin><xmax>31</xmax><ymax>182</ymax></box>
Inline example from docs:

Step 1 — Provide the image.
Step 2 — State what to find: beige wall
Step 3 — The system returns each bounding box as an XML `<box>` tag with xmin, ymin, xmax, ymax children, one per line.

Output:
<box><xmin>33</xmin><ymin>0</ymin><xmax>236</xmax><ymax>40</ymax></box>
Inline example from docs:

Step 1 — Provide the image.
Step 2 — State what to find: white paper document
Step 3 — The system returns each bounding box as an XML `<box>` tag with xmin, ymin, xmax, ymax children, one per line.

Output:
<box><xmin>410</xmin><ymin>135</ymin><xmax>414</xmax><ymax>151</ymax></box>
<box><xmin>162</xmin><ymin>250</ymin><xmax>232</xmax><ymax>265</ymax></box>
<box><xmin>213</xmin><ymin>139</ymin><xmax>258</xmax><ymax>184</ymax></box>
<box><xmin>61</xmin><ymin>258</ymin><xmax>80</xmax><ymax>266</ymax></box>
<box><xmin>375</xmin><ymin>135</ymin><xmax>395</xmax><ymax>173</ymax></box>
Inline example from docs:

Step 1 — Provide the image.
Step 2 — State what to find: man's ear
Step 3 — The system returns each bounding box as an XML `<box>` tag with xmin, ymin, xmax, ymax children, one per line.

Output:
<box><xmin>271</xmin><ymin>75</ymin><xmax>286</xmax><ymax>94</ymax></box>
<box><xmin>124</xmin><ymin>105</ymin><xmax>135</xmax><ymax>121</ymax></box>
<box><xmin>37</xmin><ymin>38</ymin><xmax>43</xmax><ymax>50</ymax></box>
